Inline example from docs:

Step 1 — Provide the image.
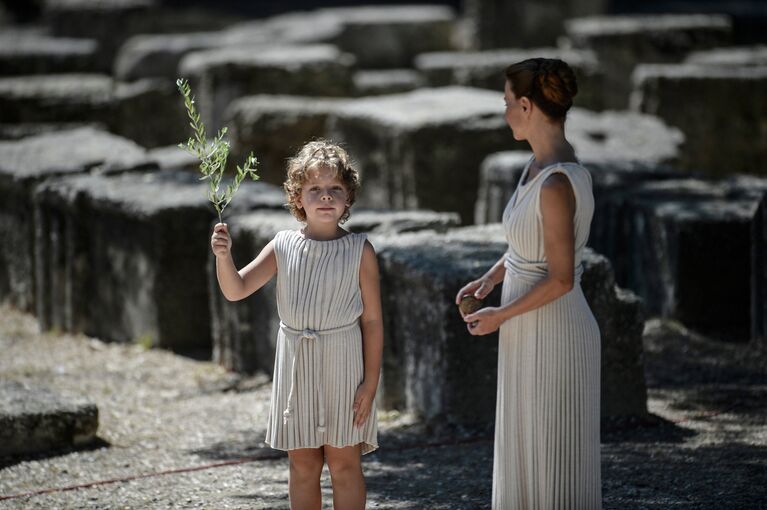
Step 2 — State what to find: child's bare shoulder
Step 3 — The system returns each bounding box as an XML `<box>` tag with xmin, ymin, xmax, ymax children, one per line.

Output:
<box><xmin>361</xmin><ymin>237</ymin><xmax>375</xmax><ymax>253</ymax></box>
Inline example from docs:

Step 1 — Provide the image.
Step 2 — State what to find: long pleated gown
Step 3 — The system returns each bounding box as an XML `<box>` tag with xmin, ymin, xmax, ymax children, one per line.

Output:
<box><xmin>265</xmin><ymin>229</ymin><xmax>378</xmax><ymax>455</ymax></box>
<box><xmin>494</xmin><ymin>159</ymin><xmax>602</xmax><ymax>509</ymax></box>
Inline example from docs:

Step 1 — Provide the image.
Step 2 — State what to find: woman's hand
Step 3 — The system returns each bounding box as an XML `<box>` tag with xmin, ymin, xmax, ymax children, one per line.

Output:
<box><xmin>455</xmin><ymin>276</ymin><xmax>495</xmax><ymax>306</ymax></box>
<box><xmin>464</xmin><ymin>306</ymin><xmax>505</xmax><ymax>336</ymax></box>
<box><xmin>352</xmin><ymin>380</ymin><xmax>377</xmax><ymax>428</ymax></box>
<box><xmin>211</xmin><ymin>223</ymin><xmax>232</xmax><ymax>258</ymax></box>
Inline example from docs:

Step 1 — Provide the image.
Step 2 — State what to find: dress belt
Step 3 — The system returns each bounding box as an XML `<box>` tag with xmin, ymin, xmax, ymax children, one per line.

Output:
<box><xmin>504</xmin><ymin>254</ymin><xmax>583</xmax><ymax>285</ymax></box>
<box><xmin>279</xmin><ymin>320</ymin><xmax>359</xmax><ymax>435</ymax></box>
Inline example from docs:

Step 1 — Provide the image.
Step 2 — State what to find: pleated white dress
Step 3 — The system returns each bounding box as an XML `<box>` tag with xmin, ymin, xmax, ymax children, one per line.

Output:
<box><xmin>265</xmin><ymin>229</ymin><xmax>378</xmax><ymax>455</ymax></box>
<box><xmin>493</xmin><ymin>159</ymin><xmax>602</xmax><ymax>509</ymax></box>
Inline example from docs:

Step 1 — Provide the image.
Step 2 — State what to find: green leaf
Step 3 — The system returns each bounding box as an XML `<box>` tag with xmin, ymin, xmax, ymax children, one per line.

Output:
<box><xmin>178</xmin><ymin>80</ymin><xmax>262</xmax><ymax>220</ymax></box>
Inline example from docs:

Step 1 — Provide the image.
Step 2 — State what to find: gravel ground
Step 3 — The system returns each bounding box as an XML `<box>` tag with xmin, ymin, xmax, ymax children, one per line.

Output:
<box><xmin>0</xmin><ymin>305</ymin><xmax>765</xmax><ymax>509</ymax></box>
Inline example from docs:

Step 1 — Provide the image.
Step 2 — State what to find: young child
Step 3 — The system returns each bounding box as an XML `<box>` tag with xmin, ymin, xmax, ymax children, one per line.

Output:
<box><xmin>210</xmin><ymin>140</ymin><xmax>382</xmax><ymax>510</ymax></box>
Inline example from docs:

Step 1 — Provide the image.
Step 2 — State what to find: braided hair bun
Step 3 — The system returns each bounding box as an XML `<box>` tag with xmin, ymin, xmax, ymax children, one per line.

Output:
<box><xmin>505</xmin><ymin>58</ymin><xmax>577</xmax><ymax>121</ymax></box>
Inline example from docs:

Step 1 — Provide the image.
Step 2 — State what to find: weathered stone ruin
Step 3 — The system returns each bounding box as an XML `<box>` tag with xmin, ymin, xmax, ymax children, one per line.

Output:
<box><xmin>0</xmin><ymin>380</ymin><xmax>98</xmax><ymax>457</ymax></box>
<box><xmin>0</xmin><ymin>128</ymin><xmax>152</xmax><ymax>312</ymax></box>
<box><xmin>1</xmin><ymin>1</ymin><xmax>765</xmax><ymax>455</ymax></box>
<box><xmin>34</xmin><ymin>169</ymin><xmax>284</xmax><ymax>351</ymax></box>
<box><xmin>373</xmin><ymin>225</ymin><xmax>647</xmax><ymax>422</ymax></box>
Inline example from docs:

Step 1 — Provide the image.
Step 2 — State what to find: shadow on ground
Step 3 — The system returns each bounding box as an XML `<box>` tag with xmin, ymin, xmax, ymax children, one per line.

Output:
<box><xmin>0</xmin><ymin>436</ymin><xmax>110</xmax><ymax>470</ymax></box>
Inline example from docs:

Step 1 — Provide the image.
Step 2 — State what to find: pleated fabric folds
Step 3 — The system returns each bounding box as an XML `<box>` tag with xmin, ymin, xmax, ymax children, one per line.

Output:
<box><xmin>265</xmin><ymin>229</ymin><xmax>378</xmax><ymax>455</ymax></box>
<box><xmin>494</xmin><ymin>158</ymin><xmax>602</xmax><ymax>509</ymax></box>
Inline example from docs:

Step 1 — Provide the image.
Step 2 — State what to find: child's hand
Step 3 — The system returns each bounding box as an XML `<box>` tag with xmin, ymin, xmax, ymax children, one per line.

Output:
<box><xmin>352</xmin><ymin>380</ymin><xmax>377</xmax><ymax>428</ymax></box>
<box><xmin>211</xmin><ymin>223</ymin><xmax>232</xmax><ymax>258</ymax></box>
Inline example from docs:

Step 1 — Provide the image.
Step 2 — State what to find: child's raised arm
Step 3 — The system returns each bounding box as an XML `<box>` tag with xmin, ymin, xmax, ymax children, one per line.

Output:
<box><xmin>211</xmin><ymin>223</ymin><xmax>277</xmax><ymax>301</ymax></box>
<box><xmin>353</xmin><ymin>240</ymin><xmax>384</xmax><ymax>428</ymax></box>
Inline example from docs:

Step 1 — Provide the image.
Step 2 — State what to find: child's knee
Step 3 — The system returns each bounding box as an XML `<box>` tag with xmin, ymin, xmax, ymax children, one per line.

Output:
<box><xmin>326</xmin><ymin>453</ymin><xmax>361</xmax><ymax>479</ymax></box>
<box><xmin>289</xmin><ymin>452</ymin><xmax>323</xmax><ymax>480</ymax></box>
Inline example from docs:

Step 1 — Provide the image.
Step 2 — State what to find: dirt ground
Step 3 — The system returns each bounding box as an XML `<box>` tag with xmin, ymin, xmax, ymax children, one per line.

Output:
<box><xmin>1</xmin><ymin>305</ymin><xmax>765</xmax><ymax>509</ymax></box>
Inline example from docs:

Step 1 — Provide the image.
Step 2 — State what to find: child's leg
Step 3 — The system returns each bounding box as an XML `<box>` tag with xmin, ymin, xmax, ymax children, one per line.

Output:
<box><xmin>325</xmin><ymin>444</ymin><xmax>365</xmax><ymax>510</ymax></box>
<box><xmin>288</xmin><ymin>447</ymin><xmax>324</xmax><ymax>510</ymax></box>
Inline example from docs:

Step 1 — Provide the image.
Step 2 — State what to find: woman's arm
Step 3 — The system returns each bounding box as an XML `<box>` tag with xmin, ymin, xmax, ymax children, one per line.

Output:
<box><xmin>353</xmin><ymin>240</ymin><xmax>384</xmax><ymax>427</ymax></box>
<box><xmin>212</xmin><ymin>223</ymin><xmax>277</xmax><ymax>302</ymax></box>
<box><xmin>465</xmin><ymin>173</ymin><xmax>576</xmax><ymax>335</ymax></box>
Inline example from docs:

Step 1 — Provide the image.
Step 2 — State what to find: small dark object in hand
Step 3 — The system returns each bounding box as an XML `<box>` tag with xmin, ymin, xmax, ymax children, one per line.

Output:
<box><xmin>459</xmin><ymin>295</ymin><xmax>483</xmax><ymax>315</ymax></box>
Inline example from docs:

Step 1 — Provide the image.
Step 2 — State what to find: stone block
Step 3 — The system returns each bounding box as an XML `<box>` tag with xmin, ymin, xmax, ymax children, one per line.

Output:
<box><xmin>209</xmin><ymin>209</ymin><xmax>460</xmax><ymax>375</ymax></box>
<box><xmin>329</xmin><ymin>88</ymin><xmax>683</xmax><ymax>225</ymax></box>
<box><xmin>222</xmin><ymin>14</ymin><xmax>336</xmax><ymax>48</ymax></box>
<box><xmin>0</xmin><ymin>122</ymin><xmax>104</xmax><ymax>141</ymax></box>
<box><xmin>0</xmin><ymin>74</ymin><xmax>114</xmax><ymax>124</ymax></box>
<box><xmin>179</xmin><ymin>45</ymin><xmax>355</xmax><ymax>132</ymax></box>
<box><xmin>464</xmin><ymin>0</ymin><xmax>609</xmax><ymax>49</ymax></box>
<box><xmin>565</xmin><ymin>108</ymin><xmax>683</xmax><ymax>165</ymax></box>
<box><xmin>0</xmin><ymin>4</ymin><xmax>10</xmax><ymax>24</ymax></box>
<box><xmin>628</xmin><ymin>2</ymin><xmax>767</xmax><ymax>46</ymax></box>
<box><xmin>224</xmin><ymin>95</ymin><xmax>347</xmax><ymax>186</ymax></box>
<box><xmin>0</xmin><ymin>28</ymin><xmax>100</xmax><ymax>75</ymax></box>
<box><xmin>44</xmin><ymin>0</ymin><xmax>157</xmax><ymax>69</ymax></box>
<box><xmin>474</xmin><ymin>151</ymin><xmax>534</xmax><ymax>225</ymax></box>
<box><xmin>372</xmin><ymin>225</ymin><xmax>647</xmax><ymax>423</ymax></box>
<box><xmin>44</xmin><ymin>0</ymin><xmax>236</xmax><ymax>70</ymax></box>
<box><xmin>327</xmin><ymin>86</ymin><xmax>512</xmax><ymax>224</ymax></box>
<box><xmin>346</xmin><ymin>209</ymin><xmax>460</xmax><ymax>235</ymax></box>
<box><xmin>1</xmin><ymin>2</ymin><xmax>42</xmax><ymax>24</ymax></box>
<box><xmin>352</xmin><ymin>69</ymin><xmax>424</xmax><ymax>96</ymax></box>
<box><xmin>371</xmin><ymin>228</ymin><xmax>505</xmax><ymax>419</ymax></box>
<box><xmin>111</xmin><ymin>78</ymin><xmax>188</xmax><ymax>148</ymax></box>
<box><xmin>579</xmin><ymin>248</ymin><xmax>647</xmax><ymax>418</ymax></box>
<box><xmin>0</xmin><ymin>380</ymin><xmax>98</xmax><ymax>457</ymax></box>
<box><xmin>33</xmin><ymin>170</ymin><xmax>284</xmax><ymax>352</ymax></box>
<box><xmin>753</xmin><ymin>186</ymin><xmax>767</xmax><ymax>345</ymax></box>
<box><xmin>114</xmin><ymin>32</ymin><xmax>222</xmax><ymax>82</ymax></box>
<box><xmin>225</xmin><ymin>5</ymin><xmax>456</xmax><ymax>69</ymax></box>
<box><xmin>415</xmin><ymin>47</ymin><xmax>604</xmax><ymax>110</ymax></box>
<box><xmin>147</xmin><ymin>145</ymin><xmax>199</xmax><ymax>172</ymax></box>
<box><xmin>0</xmin><ymin>127</ymin><xmax>152</xmax><ymax>312</ymax></box>
<box><xmin>596</xmin><ymin>177</ymin><xmax>767</xmax><ymax>341</ymax></box>
<box><xmin>565</xmin><ymin>14</ymin><xmax>732</xmax><ymax>108</ymax></box>
<box><xmin>631</xmin><ymin>63</ymin><xmax>767</xmax><ymax>177</ymax></box>
<box><xmin>685</xmin><ymin>45</ymin><xmax>767</xmax><ymax>67</ymax></box>
<box><xmin>317</xmin><ymin>5</ymin><xmax>456</xmax><ymax>68</ymax></box>
<box><xmin>474</xmin><ymin>151</ymin><xmax>680</xmax><ymax>248</ymax></box>
<box><xmin>476</xmin><ymin>158</ymin><xmax>766</xmax><ymax>342</ymax></box>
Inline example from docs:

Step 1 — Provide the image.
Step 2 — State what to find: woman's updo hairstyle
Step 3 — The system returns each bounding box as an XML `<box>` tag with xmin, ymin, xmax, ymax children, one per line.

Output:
<box><xmin>505</xmin><ymin>58</ymin><xmax>578</xmax><ymax>121</ymax></box>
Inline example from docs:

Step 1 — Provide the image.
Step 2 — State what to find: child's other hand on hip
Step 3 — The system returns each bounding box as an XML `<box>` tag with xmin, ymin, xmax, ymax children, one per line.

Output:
<box><xmin>211</xmin><ymin>223</ymin><xmax>232</xmax><ymax>258</ymax></box>
<box><xmin>352</xmin><ymin>380</ymin><xmax>377</xmax><ymax>428</ymax></box>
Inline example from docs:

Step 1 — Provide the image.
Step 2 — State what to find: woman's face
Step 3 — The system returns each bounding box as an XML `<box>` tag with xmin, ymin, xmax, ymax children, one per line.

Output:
<box><xmin>504</xmin><ymin>80</ymin><xmax>527</xmax><ymax>141</ymax></box>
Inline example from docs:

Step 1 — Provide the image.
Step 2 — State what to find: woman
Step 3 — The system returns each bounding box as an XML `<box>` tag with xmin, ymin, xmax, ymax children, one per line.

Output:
<box><xmin>456</xmin><ymin>58</ymin><xmax>602</xmax><ymax>509</ymax></box>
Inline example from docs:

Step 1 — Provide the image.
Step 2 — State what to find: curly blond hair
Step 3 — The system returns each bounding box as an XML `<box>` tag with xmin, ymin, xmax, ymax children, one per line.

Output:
<box><xmin>284</xmin><ymin>140</ymin><xmax>360</xmax><ymax>223</ymax></box>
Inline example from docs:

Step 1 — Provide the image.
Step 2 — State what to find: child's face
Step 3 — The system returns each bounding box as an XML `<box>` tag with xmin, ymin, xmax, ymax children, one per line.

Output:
<box><xmin>296</xmin><ymin>164</ymin><xmax>349</xmax><ymax>225</ymax></box>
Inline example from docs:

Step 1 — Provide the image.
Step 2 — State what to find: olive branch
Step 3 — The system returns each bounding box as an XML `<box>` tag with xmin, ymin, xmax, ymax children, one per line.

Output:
<box><xmin>176</xmin><ymin>78</ymin><xmax>259</xmax><ymax>223</ymax></box>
